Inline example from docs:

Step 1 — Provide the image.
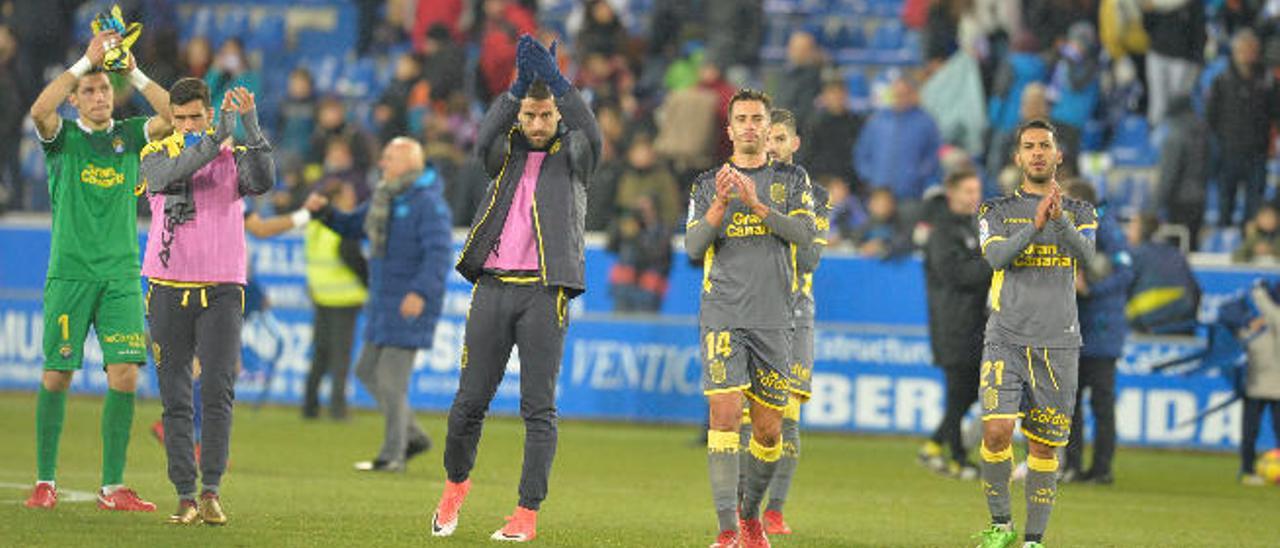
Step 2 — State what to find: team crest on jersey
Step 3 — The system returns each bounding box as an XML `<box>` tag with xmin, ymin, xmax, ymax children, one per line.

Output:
<box><xmin>112</xmin><ymin>135</ymin><xmax>125</xmax><ymax>154</ymax></box>
<box><xmin>59</xmin><ymin>344</ymin><xmax>73</xmax><ymax>359</ymax></box>
<box><xmin>769</xmin><ymin>182</ymin><xmax>786</xmax><ymax>204</ymax></box>
<box><xmin>978</xmin><ymin>218</ymin><xmax>990</xmax><ymax>242</ymax></box>
<box><xmin>709</xmin><ymin>359</ymin><xmax>727</xmax><ymax>383</ymax></box>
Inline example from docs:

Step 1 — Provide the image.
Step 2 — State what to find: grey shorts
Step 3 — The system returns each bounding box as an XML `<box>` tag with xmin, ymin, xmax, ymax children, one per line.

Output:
<box><xmin>979</xmin><ymin>342</ymin><xmax>1079</xmax><ymax>447</ymax></box>
<box><xmin>701</xmin><ymin>326</ymin><xmax>792</xmax><ymax>410</ymax></box>
<box><xmin>788</xmin><ymin>325</ymin><xmax>814</xmax><ymax>401</ymax></box>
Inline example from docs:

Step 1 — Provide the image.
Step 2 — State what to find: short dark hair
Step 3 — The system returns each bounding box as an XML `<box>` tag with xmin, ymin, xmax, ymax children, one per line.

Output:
<box><xmin>170</xmin><ymin>77</ymin><xmax>210</xmax><ymax>107</ymax></box>
<box><xmin>1063</xmin><ymin>178</ymin><xmax>1097</xmax><ymax>205</ymax></box>
<box><xmin>769</xmin><ymin>109</ymin><xmax>797</xmax><ymax>133</ymax></box>
<box><xmin>1014</xmin><ymin>118</ymin><xmax>1059</xmax><ymax>149</ymax></box>
<box><xmin>70</xmin><ymin>67</ymin><xmax>108</xmax><ymax>93</ymax></box>
<box><xmin>527</xmin><ymin>79</ymin><xmax>552</xmax><ymax>101</ymax></box>
<box><xmin>944</xmin><ymin>169</ymin><xmax>979</xmax><ymax>189</ymax></box>
<box><xmin>728</xmin><ymin>88</ymin><xmax>772</xmax><ymax>118</ymax></box>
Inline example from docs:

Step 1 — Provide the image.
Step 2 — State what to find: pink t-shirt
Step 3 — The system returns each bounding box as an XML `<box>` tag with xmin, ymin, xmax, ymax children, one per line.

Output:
<box><xmin>141</xmin><ymin>148</ymin><xmax>248</xmax><ymax>284</ymax></box>
<box><xmin>484</xmin><ymin>151</ymin><xmax>546</xmax><ymax>272</ymax></box>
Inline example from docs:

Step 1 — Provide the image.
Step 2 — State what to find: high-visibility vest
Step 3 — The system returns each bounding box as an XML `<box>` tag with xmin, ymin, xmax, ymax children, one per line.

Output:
<box><xmin>304</xmin><ymin>221</ymin><xmax>368</xmax><ymax>308</ymax></box>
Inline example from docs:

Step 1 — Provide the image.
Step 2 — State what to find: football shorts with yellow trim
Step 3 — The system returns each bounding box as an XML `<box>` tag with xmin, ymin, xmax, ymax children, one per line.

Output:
<box><xmin>701</xmin><ymin>326</ymin><xmax>792</xmax><ymax>410</ymax></box>
<box><xmin>978</xmin><ymin>342</ymin><xmax>1078</xmax><ymax>447</ymax></box>
<box><xmin>43</xmin><ymin>277</ymin><xmax>147</xmax><ymax>370</ymax></box>
<box><xmin>788</xmin><ymin>325</ymin><xmax>814</xmax><ymax>401</ymax></box>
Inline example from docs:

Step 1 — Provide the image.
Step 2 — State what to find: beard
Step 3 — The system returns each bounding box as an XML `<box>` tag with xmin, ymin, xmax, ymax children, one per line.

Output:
<box><xmin>1022</xmin><ymin>164</ymin><xmax>1055</xmax><ymax>185</ymax></box>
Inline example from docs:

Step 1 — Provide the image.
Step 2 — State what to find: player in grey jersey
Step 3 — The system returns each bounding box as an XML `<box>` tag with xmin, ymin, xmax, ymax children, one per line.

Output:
<box><xmin>973</xmin><ymin>119</ymin><xmax>1096</xmax><ymax>548</ymax></box>
<box><xmin>685</xmin><ymin>90</ymin><xmax>816</xmax><ymax>548</ymax></box>
<box><xmin>736</xmin><ymin>108</ymin><xmax>830</xmax><ymax>536</ymax></box>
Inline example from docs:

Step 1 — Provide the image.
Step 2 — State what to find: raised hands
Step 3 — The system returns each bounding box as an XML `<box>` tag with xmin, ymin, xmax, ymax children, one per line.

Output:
<box><xmin>514</xmin><ymin>34</ymin><xmax>570</xmax><ymax>97</ymax></box>
<box><xmin>222</xmin><ymin>87</ymin><xmax>256</xmax><ymax>114</ymax></box>
<box><xmin>1034</xmin><ymin>184</ymin><xmax>1062</xmax><ymax>230</ymax></box>
<box><xmin>86</xmin><ymin>31</ymin><xmax>120</xmax><ymax>67</ymax></box>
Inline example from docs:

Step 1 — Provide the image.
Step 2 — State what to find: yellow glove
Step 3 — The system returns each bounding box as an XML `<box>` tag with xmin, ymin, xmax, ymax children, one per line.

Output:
<box><xmin>91</xmin><ymin>5</ymin><xmax>143</xmax><ymax>72</ymax></box>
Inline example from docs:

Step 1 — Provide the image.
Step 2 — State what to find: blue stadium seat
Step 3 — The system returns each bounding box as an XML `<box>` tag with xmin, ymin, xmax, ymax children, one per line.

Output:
<box><xmin>1109</xmin><ymin>116</ymin><xmax>1158</xmax><ymax>167</ymax></box>
<box><xmin>870</xmin><ymin>21</ymin><xmax>905</xmax><ymax>51</ymax></box>
<box><xmin>1202</xmin><ymin>227</ymin><xmax>1242</xmax><ymax>254</ymax></box>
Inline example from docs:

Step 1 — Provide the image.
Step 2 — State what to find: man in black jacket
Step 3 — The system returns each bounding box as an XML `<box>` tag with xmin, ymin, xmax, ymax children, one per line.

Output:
<box><xmin>919</xmin><ymin>169</ymin><xmax>991</xmax><ymax>478</ymax></box>
<box><xmin>431</xmin><ymin>35</ymin><xmax>601</xmax><ymax>543</ymax></box>
<box><xmin>1207</xmin><ymin>29</ymin><xmax>1279</xmax><ymax>228</ymax></box>
<box><xmin>1142</xmin><ymin>0</ymin><xmax>1206</xmax><ymax>124</ymax></box>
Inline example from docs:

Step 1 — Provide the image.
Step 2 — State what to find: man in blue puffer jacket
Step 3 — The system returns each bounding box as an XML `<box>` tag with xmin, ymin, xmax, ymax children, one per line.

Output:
<box><xmin>305</xmin><ymin>137</ymin><xmax>453</xmax><ymax>472</ymax></box>
<box><xmin>1063</xmin><ymin>181</ymin><xmax>1133</xmax><ymax>485</ymax></box>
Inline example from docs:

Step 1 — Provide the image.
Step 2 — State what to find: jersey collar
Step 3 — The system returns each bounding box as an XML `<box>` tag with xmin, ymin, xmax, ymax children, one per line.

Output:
<box><xmin>76</xmin><ymin>117</ymin><xmax>115</xmax><ymax>134</ymax></box>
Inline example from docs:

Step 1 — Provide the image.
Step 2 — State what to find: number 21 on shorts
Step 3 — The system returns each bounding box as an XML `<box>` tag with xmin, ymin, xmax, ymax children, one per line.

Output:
<box><xmin>980</xmin><ymin>360</ymin><xmax>1005</xmax><ymax>387</ymax></box>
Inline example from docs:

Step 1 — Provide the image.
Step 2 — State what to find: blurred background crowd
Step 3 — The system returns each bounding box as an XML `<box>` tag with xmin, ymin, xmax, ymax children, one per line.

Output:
<box><xmin>1</xmin><ymin>0</ymin><xmax>1278</xmax><ymax>314</ymax></box>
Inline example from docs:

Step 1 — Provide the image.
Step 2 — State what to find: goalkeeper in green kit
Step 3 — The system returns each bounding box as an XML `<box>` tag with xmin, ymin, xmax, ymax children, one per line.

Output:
<box><xmin>24</xmin><ymin>16</ymin><xmax>173</xmax><ymax>511</ymax></box>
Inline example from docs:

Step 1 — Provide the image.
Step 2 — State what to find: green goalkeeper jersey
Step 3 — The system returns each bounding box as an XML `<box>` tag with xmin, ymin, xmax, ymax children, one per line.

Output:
<box><xmin>42</xmin><ymin>116</ymin><xmax>150</xmax><ymax>281</ymax></box>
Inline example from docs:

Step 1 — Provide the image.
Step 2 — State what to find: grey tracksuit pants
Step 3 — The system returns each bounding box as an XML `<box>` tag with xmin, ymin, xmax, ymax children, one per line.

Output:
<box><xmin>354</xmin><ymin>343</ymin><xmax>430</xmax><ymax>463</ymax></box>
<box><xmin>148</xmin><ymin>283</ymin><xmax>242</xmax><ymax>496</ymax></box>
<box><xmin>444</xmin><ymin>276</ymin><xmax>569</xmax><ymax>510</ymax></box>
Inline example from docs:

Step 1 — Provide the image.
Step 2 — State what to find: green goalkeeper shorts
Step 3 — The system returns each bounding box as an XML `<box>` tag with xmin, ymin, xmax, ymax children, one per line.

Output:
<box><xmin>43</xmin><ymin>278</ymin><xmax>147</xmax><ymax>370</ymax></box>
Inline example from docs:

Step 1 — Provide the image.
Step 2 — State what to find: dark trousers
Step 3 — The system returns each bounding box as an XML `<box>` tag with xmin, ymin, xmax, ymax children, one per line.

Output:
<box><xmin>148</xmin><ymin>283</ymin><xmax>243</xmax><ymax>495</ymax></box>
<box><xmin>1167</xmin><ymin>201</ymin><xmax>1205</xmax><ymax>252</ymax></box>
<box><xmin>1218</xmin><ymin>151</ymin><xmax>1268</xmax><ymax>227</ymax></box>
<box><xmin>1241</xmin><ymin>398</ymin><xmax>1280</xmax><ymax>474</ymax></box>
<box><xmin>1066</xmin><ymin>357</ymin><xmax>1117</xmax><ymax>475</ymax></box>
<box><xmin>444</xmin><ymin>277</ymin><xmax>569</xmax><ymax>510</ymax></box>
<box><xmin>305</xmin><ymin>305</ymin><xmax>360</xmax><ymax>419</ymax></box>
<box><xmin>930</xmin><ymin>361</ymin><xmax>980</xmax><ymax>462</ymax></box>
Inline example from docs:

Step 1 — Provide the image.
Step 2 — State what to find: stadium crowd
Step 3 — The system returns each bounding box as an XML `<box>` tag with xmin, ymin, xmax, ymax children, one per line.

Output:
<box><xmin>2</xmin><ymin>2</ymin><xmax>1279</xmax><ymax>276</ymax></box>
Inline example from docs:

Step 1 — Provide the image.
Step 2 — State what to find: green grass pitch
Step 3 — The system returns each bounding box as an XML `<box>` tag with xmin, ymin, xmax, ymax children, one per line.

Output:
<box><xmin>0</xmin><ymin>393</ymin><xmax>1276</xmax><ymax>546</ymax></box>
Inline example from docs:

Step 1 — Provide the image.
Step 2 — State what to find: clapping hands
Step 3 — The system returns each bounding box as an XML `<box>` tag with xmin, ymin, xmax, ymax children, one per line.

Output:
<box><xmin>512</xmin><ymin>34</ymin><xmax>569</xmax><ymax>98</ymax></box>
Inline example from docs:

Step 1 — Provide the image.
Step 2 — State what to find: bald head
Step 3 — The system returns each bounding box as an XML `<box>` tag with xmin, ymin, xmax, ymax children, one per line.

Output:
<box><xmin>1020</xmin><ymin>83</ymin><xmax>1049</xmax><ymax>121</ymax></box>
<box><xmin>380</xmin><ymin>137</ymin><xmax>426</xmax><ymax>182</ymax></box>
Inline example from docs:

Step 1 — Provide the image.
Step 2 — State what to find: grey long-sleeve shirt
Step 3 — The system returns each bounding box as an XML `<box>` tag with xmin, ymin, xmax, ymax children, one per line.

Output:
<box><xmin>141</xmin><ymin>107</ymin><xmax>274</xmax><ymax>198</ymax></box>
<box><xmin>979</xmin><ymin>188</ymin><xmax>1096</xmax><ymax>348</ymax></box>
<box><xmin>793</xmin><ymin>179</ymin><xmax>830</xmax><ymax>327</ymax></box>
<box><xmin>685</xmin><ymin>160</ymin><xmax>816</xmax><ymax>329</ymax></box>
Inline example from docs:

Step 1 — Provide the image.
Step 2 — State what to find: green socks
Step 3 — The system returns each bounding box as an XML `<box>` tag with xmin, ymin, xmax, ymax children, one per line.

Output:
<box><xmin>36</xmin><ymin>387</ymin><xmax>68</xmax><ymax>482</ymax></box>
<box><xmin>101</xmin><ymin>389</ymin><xmax>136</xmax><ymax>487</ymax></box>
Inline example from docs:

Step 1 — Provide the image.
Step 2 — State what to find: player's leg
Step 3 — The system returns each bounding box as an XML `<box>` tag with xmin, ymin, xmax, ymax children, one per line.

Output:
<box><xmin>703</xmin><ymin>326</ymin><xmax>750</xmax><ymax>545</ymax></box>
<box><xmin>975</xmin><ymin>343</ymin><xmax>1028</xmax><ymax>547</ymax></box>
<box><xmin>491</xmin><ymin>285</ymin><xmax>569</xmax><ymax>541</ymax></box>
<box><xmin>191</xmin><ymin>285</ymin><xmax>243</xmax><ymax>524</ymax></box>
<box><xmin>1020</xmin><ymin>347</ymin><xmax>1079</xmax><ymax>546</ymax></box>
<box><xmin>435</xmin><ymin>279</ymin><xmax>516</xmax><ymax>536</ymax></box>
<box><xmin>763</xmin><ymin>324</ymin><xmax>812</xmax><ymax>533</ymax></box>
<box><xmin>97</xmin><ymin>278</ymin><xmax>155</xmax><ymax>511</ymax></box>
<box><xmin>739</xmin><ymin>328</ymin><xmax>791</xmax><ymax>546</ymax></box>
<box><xmin>29</xmin><ymin>279</ymin><xmax>95</xmax><ymax>508</ymax></box>
<box><xmin>148</xmin><ymin>285</ymin><xmax>200</xmax><ymax>511</ymax></box>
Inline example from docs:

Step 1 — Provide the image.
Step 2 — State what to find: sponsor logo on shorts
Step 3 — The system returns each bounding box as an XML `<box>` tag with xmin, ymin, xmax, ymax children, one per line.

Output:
<box><xmin>983</xmin><ymin>387</ymin><xmax>999</xmax><ymax>411</ymax></box>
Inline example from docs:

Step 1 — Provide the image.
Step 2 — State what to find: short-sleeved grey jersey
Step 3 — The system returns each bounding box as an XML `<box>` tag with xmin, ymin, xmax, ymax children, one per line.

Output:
<box><xmin>687</xmin><ymin>160</ymin><xmax>816</xmax><ymax>329</ymax></box>
<box><xmin>793</xmin><ymin>181</ymin><xmax>831</xmax><ymax>326</ymax></box>
<box><xmin>978</xmin><ymin>188</ymin><xmax>1097</xmax><ymax>348</ymax></box>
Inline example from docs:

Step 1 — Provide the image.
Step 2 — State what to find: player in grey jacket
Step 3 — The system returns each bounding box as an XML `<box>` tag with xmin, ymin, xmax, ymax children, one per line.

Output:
<box><xmin>973</xmin><ymin>119</ymin><xmax>1096</xmax><ymax>548</ymax></box>
<box><xmin>432</xmin><ymin>36</ymin><xmax>601</xmax><ymax>543</ymax></box>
